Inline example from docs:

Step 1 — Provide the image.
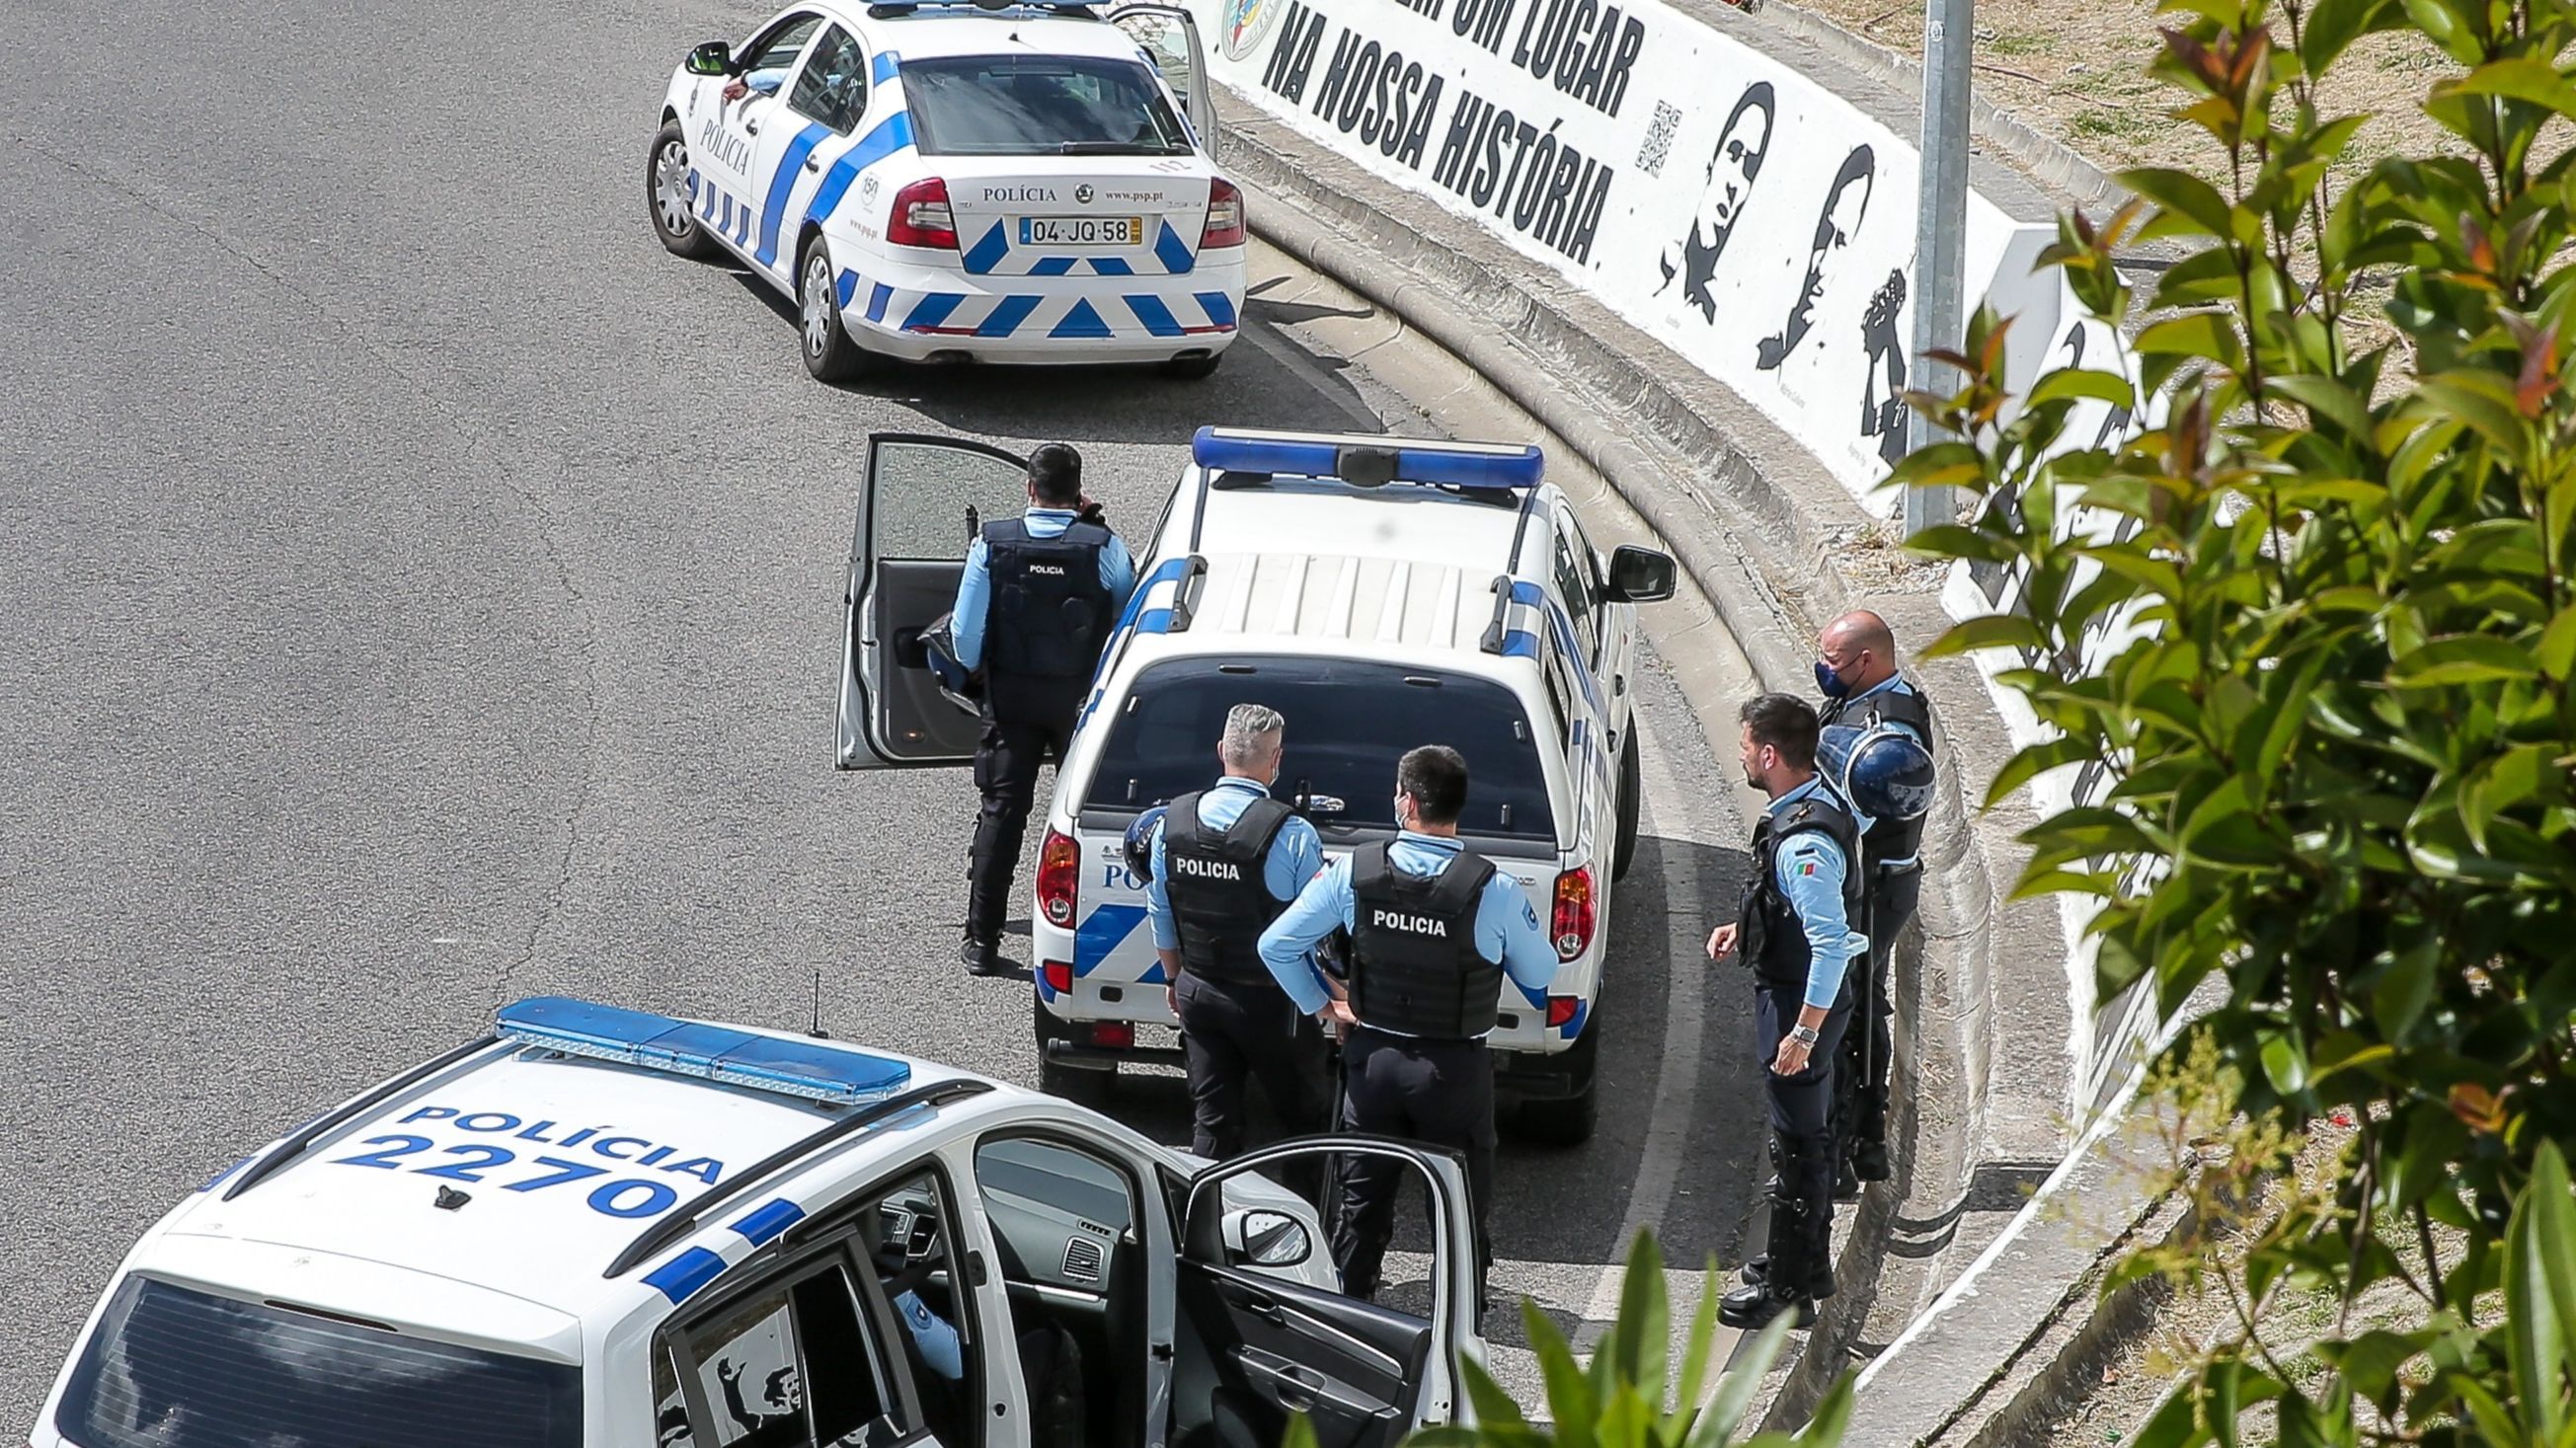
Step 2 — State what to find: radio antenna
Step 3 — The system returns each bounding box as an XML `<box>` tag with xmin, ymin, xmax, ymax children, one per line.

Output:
<box><xmin>810</xmin><ymin>970</ymin><xmax>831</xmax><ymax>1039</ymax></box>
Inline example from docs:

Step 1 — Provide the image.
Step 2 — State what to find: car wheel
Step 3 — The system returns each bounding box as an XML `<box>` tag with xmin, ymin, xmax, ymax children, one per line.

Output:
<box><xmin>1511</xmin><ymin>1029</ymin><xmax>1600</xmax><ymax>1146</ymax></box>
<box><xmin>1163</xmin><ymin>351</ymin><xmax>1223</xmax><ymax>380</ymax></box>
<box><xmin>1612</xmin><ymin>726</ymin><xmax>1643</xmax><ymax>881</ymax></box>
<box><xmin>798</xmin><ymin>237</ymin><xmax>881</xmax><ymax>383</ymax></box>
<box><xmin>647</xmin><ymin>120</ymin><xmax>724</xmax><ymax>261</ymax></box>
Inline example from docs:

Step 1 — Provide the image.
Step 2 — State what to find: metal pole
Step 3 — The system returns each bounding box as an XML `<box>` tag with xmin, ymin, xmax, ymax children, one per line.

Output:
<box><xmin>1904</xmin><ymin>0</ymin><xmax>1973</xmax><ymax>538</ymax></box>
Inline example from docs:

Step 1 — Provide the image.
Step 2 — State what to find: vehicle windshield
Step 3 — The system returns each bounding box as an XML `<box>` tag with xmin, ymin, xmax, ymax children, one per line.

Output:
<box><xmin>900</xmin><ymin>55</ymin><xmax>1194</xmax><ymax>156</ymax></box>
<box><xmin>57</xmin><ymin>1276</ymin><xmax>582</xmax><ymax>1448</ymax></box>
<box><xmin>1082</xmin><ymin>655</ymin><xmax>1557</xmax><ymax>843</ymax></box>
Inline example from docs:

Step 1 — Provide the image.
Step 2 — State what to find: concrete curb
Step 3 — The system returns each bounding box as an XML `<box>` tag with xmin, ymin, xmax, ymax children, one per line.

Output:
<box><xmin>1221</xmin><ymin>103</ymin><xmax>2076</xmax><ymax>1433</ymax></box>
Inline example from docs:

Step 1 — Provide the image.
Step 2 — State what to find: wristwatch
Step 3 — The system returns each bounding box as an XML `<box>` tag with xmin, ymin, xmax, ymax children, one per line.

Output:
<box><xmin>1788</xmin><ymin>1025</ymin><xmax>1821</xmax><ymax>1046</ymax></box>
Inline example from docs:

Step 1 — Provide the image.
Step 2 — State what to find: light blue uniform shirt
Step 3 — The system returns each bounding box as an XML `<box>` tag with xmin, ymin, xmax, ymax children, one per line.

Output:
<box><xmin>1146</xmin><ymin>777</ymin><xmax>1326</xmax><ymax>952</ymax></box>
<box><xmin>951</xmin><ymin>507</ymin><xmax>1139</xmax><ymax>671</ymax></box>
<box><xmin>1256</xmin><ymin>832</ymin><xmax>1560</xmax><ymax>1032</ymax></box>
<box><xmin>895</xmin><ymin>1289</ymin><xmax>962</xmax><ymax>1382</ymax></box>
<box><xmin>1766</xmin><ymin>776</ymin><xmax>1871</xmax><ymax>1009</ymax></box>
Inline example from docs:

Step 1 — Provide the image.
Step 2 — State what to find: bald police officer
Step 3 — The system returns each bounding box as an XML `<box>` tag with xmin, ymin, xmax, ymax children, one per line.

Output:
<box><xmin>1815</xmin><ymin>609</ymin><xmax>1935</xmax><ymax>1188</ymax></box>
<box><xmin>1708</xmin><ymin>694</ymin><xmax>1868</xmax><ymax>1330</ymax></box>
<box><xmin>1145</xmin><ymin>704</ymin><xmax>1332</xmax><ymax>1166</ymax></box>
<box><xmin>950</xmin><ymin>443</ymin><xmax>1137</xmax><ymax>977</ymax></box>
<box><xmin>1257</xmin><ymin>745</ymin><xmax>1557</xmax><ymax>1308</ymax></box>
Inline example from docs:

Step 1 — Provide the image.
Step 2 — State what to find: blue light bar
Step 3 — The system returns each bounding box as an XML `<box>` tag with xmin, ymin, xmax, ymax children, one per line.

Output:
<box><xmin>1191</xmin><ymin>425</ymin><xmax>1544</xmax><ymax>490</ymax></box>
<box><xmin>497</xmin><ymin>997</ymin><xmax>911</xmax><ymax>1106</ymax></box>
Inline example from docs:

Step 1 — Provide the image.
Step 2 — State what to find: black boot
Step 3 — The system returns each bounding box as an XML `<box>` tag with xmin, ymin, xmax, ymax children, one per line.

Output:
<box><xmin>1720</xmin><ymin>1141</ymin><xmax>1819</xmax><ymax>1330</ymax></box>
<box><xmin>1853</xmin><ymin>1138</ymin><xmax>1892</xmax><ymax>1181</ymax></box>
<box><xmin>1737</xmin><ymin>1255</ymin><xmax>1768</xmax><ymax>1288</ymax></box>
<box><xmin>1834</xmin><ymin>1154</ymin><xmax>1861</xmax><ymax>1202</ymax></box>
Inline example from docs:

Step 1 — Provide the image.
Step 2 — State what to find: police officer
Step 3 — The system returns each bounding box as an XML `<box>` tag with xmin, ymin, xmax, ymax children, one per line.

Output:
<box><xmin>1256</xmin><ymin>744</ymin><xmax>1558</xmax><ymax>1307</ymax></box>
<box><xmin>1708</xmin><ymin>693</ymin><xmax>1868</xmax><ymax>1330</ymax></box>
<box><xmin>1814</xmin><ymin>609</ymin><xmax>1935</xmax><ymax>1188</ymax></box>
<box><xmin>949</xmin><ymin>443</ymin><xmax>1138</xmax><ymax>976</ymax></box>
<box><xmin>1143</xmin><ymin>703</ymin><xmax>1332</xmax><ymax>1165</ymax></box>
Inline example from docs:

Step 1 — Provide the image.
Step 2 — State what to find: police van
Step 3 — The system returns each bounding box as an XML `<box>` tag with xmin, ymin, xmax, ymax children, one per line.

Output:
<box><xmin>832</xmin><ymin>428</ymin><xmax>1676</xmax><ymax>1144</ymax></box>
<box><xmin>649</xmin><ymin>0</ymin><xmax>1247</xmax><ymax>380</ymax></box>
<box><xmin>33</xmin><ymin>998</ymin><xmax>1485</xmax><ymax>1448</ymax></box>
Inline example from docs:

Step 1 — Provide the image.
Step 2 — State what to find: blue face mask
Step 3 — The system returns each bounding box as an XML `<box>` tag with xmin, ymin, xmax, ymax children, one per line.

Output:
<box><xmin>1816</xmin><ymin>658</ymin><xmax>1852</xmax><ymax>698</ymax></box>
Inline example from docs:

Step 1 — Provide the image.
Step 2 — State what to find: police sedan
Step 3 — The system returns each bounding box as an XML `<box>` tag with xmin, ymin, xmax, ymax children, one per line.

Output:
<box><xmin>648</xmin><ymin>0</ymin><xmax>1246</xmax><ymax>381</ymax></box>
<box><xmin>33</xmin><ymin>998</ymin><xmax>1483</xmax><ymax>1448</ymax></box>
<box><xmin>831</xmin><ymin>428</ymin><xmax>1678</xmax><ymax>1144</ymax></box>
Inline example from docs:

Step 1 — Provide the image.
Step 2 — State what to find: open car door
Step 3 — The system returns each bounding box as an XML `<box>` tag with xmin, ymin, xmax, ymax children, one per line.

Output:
<box><xmin>838</xmin><ymin>433</ymin><xmax>1031</xmax><ymax>769</ymax></box>
<box><xmin>1168</xmin><ymin>1139</ymin><xmax>1482</xmax><ymax>1448</ymax></box>
<box><xmin>1107</xmin><ymin>3</ymin><xmax>1217</xmax><ymax>151</ymax></box>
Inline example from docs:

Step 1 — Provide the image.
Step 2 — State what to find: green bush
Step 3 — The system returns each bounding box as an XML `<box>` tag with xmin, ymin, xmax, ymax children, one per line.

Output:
<box><xmin>1893</xmin><ymin>0</ymin><xmax>2576</xmax><ymax>1435</ymax></box>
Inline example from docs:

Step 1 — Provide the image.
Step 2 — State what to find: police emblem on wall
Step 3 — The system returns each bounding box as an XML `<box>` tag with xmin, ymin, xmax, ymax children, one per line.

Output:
<box><xmin>1221</xmin><ymin>0</ymin><xmax>1285</xmax><ymax>62</ymax></box>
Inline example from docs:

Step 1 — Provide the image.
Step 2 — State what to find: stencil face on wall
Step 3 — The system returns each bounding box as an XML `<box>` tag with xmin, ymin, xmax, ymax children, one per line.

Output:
<box><xmin>1655</xmin><ymin>81</ymin><xmax>1774</xmax><ymax>324</ymax></box>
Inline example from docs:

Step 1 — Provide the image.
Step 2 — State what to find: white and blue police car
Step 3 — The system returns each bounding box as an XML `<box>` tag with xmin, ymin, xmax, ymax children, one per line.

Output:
<box><xmin>649</xmin><ymin>0</ymin><xmax>1246</xmax><ymax>381</ymax></box>
<box><xmin>830</xmin><ymin>428</ymin><xmax>1677</xmax><ymax>1145</ymax></box>
<box><xmin>32</xmin><ymin>998</ymin><xmax>1486</xmax><ymax>1448</ymax></box>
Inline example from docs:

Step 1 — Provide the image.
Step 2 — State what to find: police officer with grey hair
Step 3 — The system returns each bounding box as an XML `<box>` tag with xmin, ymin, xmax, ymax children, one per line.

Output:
<box><xmin>1140</xmin><ymin>704</ymin><xmax>1332</xmax><ymax>1165</ymax></box>
<box><xmin>1709</xmin><ymin>693</ymin><xmax>1868</xmax><ymax>1330</ymax></box>
<box><xmin>1814</xmin><ymin>609</ymin><xmax>1936</xmax><ymax>1192</ymax></box>
<box><xmin>1257</xmin><ymin>744</ymin><xmax>1558</xmax><ymax>1312</ymax></box>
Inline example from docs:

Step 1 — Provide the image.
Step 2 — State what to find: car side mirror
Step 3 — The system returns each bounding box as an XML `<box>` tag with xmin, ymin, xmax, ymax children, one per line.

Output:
<box><xmin>1604</xmin><ymin>544</ymin><xmax>1677</xmax><ymax>604</ymax></box>
<box><xmin>1228</xmin><ymin>1209</ymin><xmax>1312</xmax><ymax>1268</ymax></box>
<box><xmin>685</xmin><ymin>40</ymin><xmax>734</xmax><ymax>76</ymax></box>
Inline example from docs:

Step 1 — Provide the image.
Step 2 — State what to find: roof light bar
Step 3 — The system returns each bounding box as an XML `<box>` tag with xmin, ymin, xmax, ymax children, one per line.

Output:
<box><xmin>498</xmin><ymin>997</ymin><xmax>911</xmax><ymax>1106</ymax></box>
<box><xmin>1191</xmin><ymin>425</ymin><xmax>1544</xmax><ymax>490</ymax></box>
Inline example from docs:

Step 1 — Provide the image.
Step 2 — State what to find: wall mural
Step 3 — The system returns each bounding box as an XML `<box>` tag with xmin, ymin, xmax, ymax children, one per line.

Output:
<box><xmin>1757</xmin><ymin>144</ymin><xmax>1873</xmax><ymax>372</ymax></box>
<box><xmin>1655</xmin><ymin>81</ymin><xmax>1774</xmax><ymax>324</ymax></box>
<box><xmin>1857</xmin><ymin>267</ymin><xmax>1908</xmax><ymax>468</ymax></box>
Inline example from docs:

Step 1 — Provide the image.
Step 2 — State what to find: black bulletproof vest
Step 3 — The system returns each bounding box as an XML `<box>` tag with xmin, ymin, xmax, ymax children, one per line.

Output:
<box><xmin>1347</xmin><ymin>843</ymin><xmax>1502</xmax><ymax>1039</ymax></box>
<box><xmin>1162</xmin><ymin>788</ymin><xmax>1294</xmax><ymax>985</ymax></box>
<box><xmin>1739</xmin><ymin>789</ymin><xmax>1867</xmax><ymax>992</ymax></box>
<box><xmin>1822</xmin><ymin>678</ymin><xmax>1937</xmax><ymax>867</ymax></box>
<box><xmin>981</xmin><ymin>517</ymin><xmax>1114</xmax><ymax>724</ymax></box>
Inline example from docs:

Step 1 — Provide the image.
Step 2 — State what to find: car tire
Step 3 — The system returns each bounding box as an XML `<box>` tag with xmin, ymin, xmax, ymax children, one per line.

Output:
<box><xmin>1612</xmin><ymin>726</ymin><xmax>1643</xmax><ymax>881</ymax></box>
<box><xmin>647</xmin><ymin>120</ymin><xmax>725</xmax><ymax>262</ymax></box>
<box><xmin>1033</xmin><ymin>1002</ymin><xmax>1112</xmax><ymax>1106</ymax></box>
<box><xmin>798</xmin><ymin>236</ymin><xmax>883</xmax><ymax>383</ymax></box>
<box><xmin>1163</xmin><ymin>351</ymin><xmax>1223</xmax><ymax>380</ymax></box>
<box><xmin>1510</xmin><ymin>1028</ymin><xmax>1600</xmax><ymax>1146</ymax></box>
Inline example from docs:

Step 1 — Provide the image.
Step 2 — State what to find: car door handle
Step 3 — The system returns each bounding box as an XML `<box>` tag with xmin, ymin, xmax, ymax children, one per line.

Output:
<box><xmin>805</xmin><ymin>154</ymin><xmax>823</xmax><ymax>172</ymax></box>
<box><xmin>1243</xmin><ymin>1354</ymin><xmax>1325</xmax><ymax>1410</ymax></box>
<box><xmin>744</xmin><ymin>117</ymin><xmax>762</xmax><ymax>135</ymax></box>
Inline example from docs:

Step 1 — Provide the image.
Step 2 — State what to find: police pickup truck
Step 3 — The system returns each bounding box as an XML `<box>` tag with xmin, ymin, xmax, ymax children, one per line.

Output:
<box><xmin>832</xmin><ymin>428</ymin><xmax>1676</xmax><ymax>1143</ymax></box>
<box><xmin>34</xmin><ymin>998</ymin><xmax>1484</xmax><ymax>1448</ymax></box>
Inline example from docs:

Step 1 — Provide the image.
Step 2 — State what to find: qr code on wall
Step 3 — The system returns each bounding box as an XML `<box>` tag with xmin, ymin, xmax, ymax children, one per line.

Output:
<box><xmin>1634</xmin><ymin>102</ymin><xmax>1682</xmax><ymax>177</ymax></box>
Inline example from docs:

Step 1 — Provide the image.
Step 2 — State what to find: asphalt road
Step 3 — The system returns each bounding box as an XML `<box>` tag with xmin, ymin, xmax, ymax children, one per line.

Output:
<box><xmin>0</xmin><ymin>0</ymin><xmax>1763</xmax><ymax>1425</ymax></box>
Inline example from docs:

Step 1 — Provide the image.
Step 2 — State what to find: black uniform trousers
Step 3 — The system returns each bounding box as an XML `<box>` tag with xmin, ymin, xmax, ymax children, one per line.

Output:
<box><xmin>1756</xmin><ymin>980</ymin><xmax>1852</xmax><ymax>1291</ymax></box>
<box><xmin>966</xmin><ymin>707</ymin><xmax>1078</xmax><ymax>948</ymax></box>
<box><xmin>1833</xmin><ymin>864</ymin><xmax>1920</xmax><ymax>1157</ymax></box>
<box><xmin>1174</xmin><ymin>971</ymin><xmax>1331</xmax><ymax>1163</ymax></box>
<box><xmin>1329</xmin><ymin>1026</ymin><xmax>1494</xmax><ymax>1303</ymax></box>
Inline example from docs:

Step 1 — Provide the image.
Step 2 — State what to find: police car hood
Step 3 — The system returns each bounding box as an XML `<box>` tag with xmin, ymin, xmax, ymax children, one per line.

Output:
<box><xmin>158</xmin><ymin>1045</ymin><xmax>968</xmax><ymax>1322</ymax></box>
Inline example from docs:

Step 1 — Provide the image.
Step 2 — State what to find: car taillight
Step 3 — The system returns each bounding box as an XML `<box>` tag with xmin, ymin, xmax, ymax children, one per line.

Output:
<box><xmin>1088</xmin><ymin>1022</ymin><xmax>1136</xmax><ymax>1049</ymax></box>
<box><xmin>1201</xmin><ymin>178</ymin><xmax>1245</xmax><ymax>249</ymax></box>
<box><xmin>1550</xmin><ymin>867</ymin><xmax>1595</xmax><ymax>961</ymax></box>
<box><xmin>1038</xmin><ymin>828</ymin><xmax>1080</xmax><ymax>929</ymax></box>
<box><xmin>1043</xmin><ymin>960</ymin><xmax>1074</xmax><ymax>995</ymax></box>
<box><xmin>888</xmin><ymin>177</ymin><xmax>958</xmax><ymax>249</ymax></box>
<box><xmin>1546</xmin><ymin>995</ymin><xmax>1580</xmax><ymax>1029</ymax></box>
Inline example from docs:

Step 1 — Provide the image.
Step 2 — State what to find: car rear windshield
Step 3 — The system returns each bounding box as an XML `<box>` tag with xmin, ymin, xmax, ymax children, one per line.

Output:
<box><xmin>57</xmin><ymin>1276</ymin><xmax>582</xmax><ymax>1448</ymax></box>
<box><xmin>901</xmin><ymin>55</ymin><xmax>1194</xmax><ymax>157</ymax></box>
<box><xmin>1083</xmin><ymin>656</ymin><xmax>1557</xmax><ymax>843</ymax></box>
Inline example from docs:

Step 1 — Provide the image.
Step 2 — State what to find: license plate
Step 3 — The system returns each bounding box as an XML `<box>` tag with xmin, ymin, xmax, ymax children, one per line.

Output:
<box><xmin>1019</xmin><ymin>215</ymin><xmax>1142</xmax><ymax>246</ymax></box>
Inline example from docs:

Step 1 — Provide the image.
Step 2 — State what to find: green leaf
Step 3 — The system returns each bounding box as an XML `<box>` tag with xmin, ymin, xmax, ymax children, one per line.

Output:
<box><xmin>2507</xmin><ymin>1142</ymin><xmax>2576</xmax><ymax>1447</ymax></box>
<box><xmin>2027</xmin><ymin>367</ymin><xmax>2139</xmax><ymax>411</ymax></box>
<box><xmin>2372</xmin><ymin>936</ymin><xmax>2439</xmax><ymax>1039</ymax></box>
<box><xmin>2259</xmin><ymin>1029</ymin><xmax>2310</xmax><ymax>1098</ymax></box>
<box><xmin>1686</xmin><ymin>1316</ymin><xmax>1790</xmax><ymax>1448</ymax></box>
<box><xmin>2122</xmin><ymin>167</ymin><xmax>2238</xmax><ymax>241</ymax></box>
<box><xmin>1926</xmin><ymin>613</ymin><xmax>2046</xmax><ymax>658</ymax></box>
<box><xmin>2539</xmin><ymin>603</ymin><xmax>2576</xmax><ymax>680</ymax></box>
<box><xmin>1609</xmin><ymin>1231</ymin><xmax>1669</xmax><ymax>1409</ymax></box>
<box><xmin>2129</xmin><ymin>1381</ymin><xmax>2213</xmax><ymax>1448</ymax></box>
<box><xmin>1522</xmin><ymin>1301</ymin><xmax>1599</xmax><ymax>1448</ymax></box>
<box><xmin>1883</xmin><ymin>441</ymin><xmax>1988</xmax><ymax>492</ymax></box>
<box><xmin>2434</xmin><ymin>56</ymin><xmax>2576</xmax><ymax>123</ymax></box>
<box><xmin>1986</xmin><ymin>734</ymin><xmax>2106</xmax><ymax>811</ymax></box>
<box><xmin>2139</xmin><ymin>310</ymin><xmax>2244</xmax><ymax>362</ymax></box>
<box><xmin>2268</xmin><ymin>373</ymin><xmax>2377</xmax><ymax>444</ymax></box>
<box><xmin>2299</xmin><ymin>0</ymin><xmax>2400</xmax><ymax>78</ymax></box>
<box><xmin>1459</xmin><ymin>1352</ymin><xmax>1536</xmax><ymax>1435</ymax></box>
<box><xmin>1670</xmin><ymin>1255</ymin><xmax>1721</xmax><ymax>1420</ymax></box>
<box><xmin>2414</xmin><ymin>374</ymin><xmax>2530</xmax><ymax>456</ymax></box>
<box><xmin>2389</xmin><ymin>634</ymin><xmax>2541</xmax><ymax>686</ymax></box>
<box><xmin>1901</xmin><ymin>523</ymin><xmax>2019</xmax><ymax>566</ymax></box>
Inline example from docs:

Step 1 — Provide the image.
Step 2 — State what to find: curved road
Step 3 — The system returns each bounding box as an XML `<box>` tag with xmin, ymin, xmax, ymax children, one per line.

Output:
<box><xmin>0</xmin><ymin>0</ymin><xmax>1763</xmax><ymax>1420</ymax></box>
